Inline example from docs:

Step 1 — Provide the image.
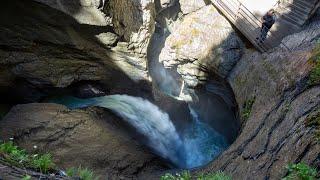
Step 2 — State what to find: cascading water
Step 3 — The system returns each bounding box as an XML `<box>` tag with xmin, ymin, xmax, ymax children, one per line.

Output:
<box><xmin>51</xmin><ymin>94</ymin><xmax>229</xmax><ymax>168</ymax></box>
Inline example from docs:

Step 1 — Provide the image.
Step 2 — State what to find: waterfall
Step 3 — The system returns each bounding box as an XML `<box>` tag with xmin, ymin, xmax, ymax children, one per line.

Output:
<box><xmin>184</xmin><ymin>107</ymin><xmax>228</xmax><ymax>168</ymax></box>
<box><xmin>51</xmin><ymin>95</ymin><xmax>228</xmax><ymax>168</ymax></box>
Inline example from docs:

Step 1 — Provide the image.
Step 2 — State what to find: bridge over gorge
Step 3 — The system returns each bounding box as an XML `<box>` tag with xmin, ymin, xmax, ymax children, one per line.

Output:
<box><xmin>211</xmin><ymin>0</ymin><xmax>320</xmax><ymax>52</ymax></box>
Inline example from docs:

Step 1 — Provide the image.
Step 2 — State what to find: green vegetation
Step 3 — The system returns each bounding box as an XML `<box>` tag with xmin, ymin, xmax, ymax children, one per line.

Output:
<box><xmin>0</xmin><ymin>141</ymin><xmax>98</xmax><ymax>180</ymax></box>
<box><xmin>305</xmin><ymin>111</ymin><xmax>320</xmax><ymax>142</ymax></box>
<box><xmin>282</xmin><ymin>163</ymin><xmax>318</xmax><ymax>180</ymax></box>
<box><xmin>0</xmin><ymin>141</ymin><xmax>55</xmax><ymax>173</ymax></box>
<box><xmin>0</xmin><ymin>104</ymin><xmax>10</xmax><ymax>120</ymax></box>
<box><xmin>197</xmin><ymin>171</ymin><xmax>232</xmax><ymax>180</ymax></box>
<box><xmin>66</xmin><ymin>166</ymin><xmax>97</xmax><ymax>180</ymax></box>
<box><xmin>160</xmin><ymin>171</ymin><xmax>231</xmax><ymax>180</ymax></box>
<box><xmin>242</xmin><ymin>97</ymin><xmax>255</xmax><ymax>121</ymax></box>
<box><xmin>161</xmin><ymin>171</ymin><xmax>192</xmax><ymax>180</ymax></box>
<box><xmin>32</xmin><ymin>153</ymin><xmax>55</xmax><ymax>173</ymax></box>
<box><xmin>22</xmin><ymin>175</ymin><xmax>32</xmax><ymax>180</ymax></box>
<box><xmin>308</xmin><ymin>60</ymin><xmax>320</xmax><ymax>85</ymax></box>
<box><xmin>308</xmin><ymin>41</ymin><xmax>320</xmax><ymax>86</ymax></box>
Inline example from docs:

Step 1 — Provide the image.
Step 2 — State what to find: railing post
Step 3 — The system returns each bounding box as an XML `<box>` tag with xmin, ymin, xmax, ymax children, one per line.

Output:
<box><xmin>237</xmin><ymin>2</ymin><xmax>241</xmax><ymax>19</ymax></box>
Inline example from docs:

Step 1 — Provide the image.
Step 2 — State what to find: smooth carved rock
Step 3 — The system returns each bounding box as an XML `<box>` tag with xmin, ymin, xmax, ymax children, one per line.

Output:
<box><xmin>0</xmin><ymin>104</ymin><xmax>167</xmax><ymax>178</ymax></box>
<box><xmin>159</xmin><ymin>5</ymin><xmax>243</xmax><ymax>87</ymax></box>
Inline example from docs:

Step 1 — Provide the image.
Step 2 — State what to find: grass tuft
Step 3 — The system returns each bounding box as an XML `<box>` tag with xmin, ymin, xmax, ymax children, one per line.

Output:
<box><xmin>305</xmin><ymin>111</ymin><xmax>320</xmax><ymax>142</ymax></box>
<box><xmin>0</xmin><ymin>141</ymin><xmax>55</xmax><ymax>173</ymax></box>
<box><xmin>242</xmin><ymin>97</ymin><xmax>255</xmax><ymax>121</ymax></box>
<box><xmin>0</xmin><ymin>141</ymin><xmax>98</xmax><ymax>179</ymax></box>
<box><xmin>160</xmin><ymin>171</ymin><xmax>231</xmax><ymax>180</ymax></box>
<box><xmin>308</xmin><ymin>41</ymin><xmax>320</xmax><ymax>86</ymax></box>
<box><xmin>197</xmin><ymin>171</ymin><xmax>231</xmax><ymax>180</ymax></box>
<box><xmin>21</xmin><ymin>175</ymin><xmax>32</xmax><ymax>180</ymax></box>
<box><xmin>32</xmin><ymin>153</ymin><xmax>55</xmax><ymax>174</ymax></box>
<box><xmin>66</xmin><ymin>166</ymin><xmax>97</xmax><ymax>180</ymax></box>
<box><xmin>282</xmin><ymin>163</ymin><xmax>318</xmax><ymax>180</ymax></box>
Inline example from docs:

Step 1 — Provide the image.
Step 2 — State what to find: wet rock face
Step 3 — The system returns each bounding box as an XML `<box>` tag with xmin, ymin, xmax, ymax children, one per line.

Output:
<box><xmin>158</xmin><ymin>5</ymin><xmax>243</xmax><ymax>87</ymax></box>
<box><xmin>0</xmin><ymin>104</ymin><xmax>168</xmax><ymax>178</ymax></box>
<box><xmin>199</xmin><ymin>19</ymin><xmax>320</xmax><ymax>179</ymax></box>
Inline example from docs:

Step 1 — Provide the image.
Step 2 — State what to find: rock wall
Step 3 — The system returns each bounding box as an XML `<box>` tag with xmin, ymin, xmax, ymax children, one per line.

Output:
<box><xmin>0</xmin><ymin>0</ymin><xmax>149</xmax><ymax>102</ymax></box>
<box><xmin>106</xmin><ymin>0</ymin><xmax>156</xmax><ymax>59</ymax></box>
<box><xmin>199</xmin><ymin>17</ymin><xmax>320</xmax><ymax>179</ymax></box>
<box><xmin>157</xmin><ymin>4</ymin><xmax>243</xmax><ymax>87</ymax></box>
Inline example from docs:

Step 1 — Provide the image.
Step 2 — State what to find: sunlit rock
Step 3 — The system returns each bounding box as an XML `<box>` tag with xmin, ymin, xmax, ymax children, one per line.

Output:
<box><xmin>159</xmin><ymin>5</ymin><xmax>243</xmax><ymax>87</ymax></box>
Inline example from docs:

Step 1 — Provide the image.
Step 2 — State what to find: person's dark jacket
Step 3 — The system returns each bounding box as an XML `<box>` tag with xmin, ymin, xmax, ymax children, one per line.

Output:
<box><xmin>262</xmin><ymin>14</ymin><xmax>276</xmax><ymax>29</ymax></box>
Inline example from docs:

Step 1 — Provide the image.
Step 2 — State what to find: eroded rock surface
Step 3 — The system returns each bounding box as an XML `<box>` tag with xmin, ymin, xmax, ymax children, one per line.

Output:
<box><xmin>0</xmin><ymin>0</ymin><xmax>148</xmax><ymax>97</ymax></box>
<box><xmin>106</xmin><ymin>0</ymin><xmax>156</xmax><ymax>58</ymax></box>
<box><xmin>0</xmin><ymin>103</ymin><xmax>168</xmax><ymax>179</ymax></box>
<box><xmin>159</xmin><ymin>5</ymin><xmax>243</xmax><ymax>87</ymax></box>
<box><xmin>199</xmin><ymin>18</ymin><xmax>320</xmax><ymax>180</ymax></box>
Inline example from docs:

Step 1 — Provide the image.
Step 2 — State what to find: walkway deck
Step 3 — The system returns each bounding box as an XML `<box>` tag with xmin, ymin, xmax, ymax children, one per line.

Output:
<box><xmin>211</xmin><ymin>0</ymin><xmax>320</xmax><ymax>52</ymax></box>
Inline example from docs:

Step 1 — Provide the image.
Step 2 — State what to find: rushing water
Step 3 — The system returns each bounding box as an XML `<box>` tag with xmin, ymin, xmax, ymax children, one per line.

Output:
<box><xmin>51</xmin><ymin>94</ymin><xmax>228</xmax><ymax>168</ymax></box>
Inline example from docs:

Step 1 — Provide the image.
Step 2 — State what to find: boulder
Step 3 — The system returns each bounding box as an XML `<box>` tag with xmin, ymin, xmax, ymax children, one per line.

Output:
<box><xmin>0</xmin><ymin>103</ymin><xmax>168</xmax><ymax>178</ymax></box>
<box><xmin>159</xmin><ymin>5</ymin><xmax>243</xmax><ymax>87</ymax></box>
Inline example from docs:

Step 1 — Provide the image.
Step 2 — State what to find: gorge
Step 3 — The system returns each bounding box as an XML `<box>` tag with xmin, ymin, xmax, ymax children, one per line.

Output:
<box><xmin>0</xmin><ymin>0</ymin><xmax>319</xmax><ymax>179</ymax></box>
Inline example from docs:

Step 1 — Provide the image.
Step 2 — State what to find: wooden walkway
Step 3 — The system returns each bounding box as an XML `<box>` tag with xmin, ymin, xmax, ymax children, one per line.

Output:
<box><xmin>211</xmin><ymin>0</ymin><xmax>320</xmax><ymax>52</ymax></box>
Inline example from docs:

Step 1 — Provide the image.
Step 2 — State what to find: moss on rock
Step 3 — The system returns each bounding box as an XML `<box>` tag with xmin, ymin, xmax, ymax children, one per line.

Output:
<box><xmin>308</xmin><ymin>42</ymin><xmax>320</xmax><ymax>85</ymax></box>
<box><xmin>305</xmin><ymin>110</ymin><xmax>320</xmax><ymax>142</ymax></box>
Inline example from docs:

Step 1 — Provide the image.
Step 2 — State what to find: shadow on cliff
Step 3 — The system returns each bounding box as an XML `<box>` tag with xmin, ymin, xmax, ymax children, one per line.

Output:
<box><xmin>147</xmin><ymin>4</ymin><xmax>241</xmax><ymax>144</ymax></box>
<box><xmin>1</xmin><ymin>0</ymin><xmax>195</xmax><ymax>151</ymax></box>
<box><xmin>0</xmin><ymin>0</ymin><xmax>151</xmax><ymax>101</ymax></box>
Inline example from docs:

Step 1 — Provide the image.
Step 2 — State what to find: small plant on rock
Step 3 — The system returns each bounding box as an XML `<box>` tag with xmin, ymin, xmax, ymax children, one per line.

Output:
<box><xmin>0</xmin><ymin>141</ymin><xmax>55</xmax><ymax>174</ymax></box>
<box><xmin>242</xmin><ymin>97</ymin><xmax>255</xmax><ymax>121</ymax></box>
<box><xmin>197</xmin><ymin>171</ymin><xmax>231</xmax><ymax>180</ymax></box>
<box><xmin>305</xmin><ymin>111</ymin><xmax>320</xmax><ymax>142</ymax></box>
<box><xmin>308</xmin><ymin>41</ymin><xmax>320</xmax><ymax>86</ymax></box>
<box><xmin>160</xmin><ymin>171</ymin><xmax>231</xmax><ymax>180</ymax></box>
<box><xmin>21</xmin><ymin>175</ymin><xmax>32</xmax><ymax>180</ymax></box>
<box><xmin>31</xmin><ymin>153</ymin><xmax>55</xmax><ymax>174</ymax></box>
<box><xmin>283</xmin><ymin>163</ymin><xmax>318</xmax><ymax>180</ymax></box>
<box><xmin>66</xmin><ymin>166</ymin><xmax>98</xmax><ymax>180</ymax></box>
<box><xmin>161</xmin><ymin>171</ymin><xmax>192</xmax><ymax>180</ymax></box>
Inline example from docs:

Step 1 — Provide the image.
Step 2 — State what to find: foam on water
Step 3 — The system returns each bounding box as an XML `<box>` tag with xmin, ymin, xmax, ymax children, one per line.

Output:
<box><xmin>51</xmin><ymin>95</ymin><xmax>228</xmax><ymax>168</ymax></box>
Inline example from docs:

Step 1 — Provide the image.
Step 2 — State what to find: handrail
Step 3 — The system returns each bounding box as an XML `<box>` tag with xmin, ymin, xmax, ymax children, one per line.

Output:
<box><xmin>212</xmin><ymin>0</ymin><xmax>291</xmax><ymax>52</ymax></box>
<box><xmin>216</xmin><ymin>0</ymin><xmax>271</xmax><ymax>50</ymax></box>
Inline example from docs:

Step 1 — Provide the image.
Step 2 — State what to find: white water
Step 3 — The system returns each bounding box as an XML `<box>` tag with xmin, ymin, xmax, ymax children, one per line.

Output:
<box><xmin>51</xmin><ymin>94</ymin><xmax>228</xmax><ymax>168</ymax></box>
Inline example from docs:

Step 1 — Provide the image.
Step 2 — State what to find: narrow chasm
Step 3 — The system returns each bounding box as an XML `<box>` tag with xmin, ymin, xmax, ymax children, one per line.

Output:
<box><xmin>0</xmin><ymin>0</ymin><xmax>240</xmax><ymax>176</ymax></box>
<box><xmin>44</xmin><ymin>7</ymin><xmax>241</xmax><ymax>170</ymax></box>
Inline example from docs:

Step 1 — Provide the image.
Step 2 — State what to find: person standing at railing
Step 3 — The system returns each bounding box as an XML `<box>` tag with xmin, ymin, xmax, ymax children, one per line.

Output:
<box><xmin>256</xmin><ymin>9</ymin><xmax>276</xmax><ymax>43</ymax></box>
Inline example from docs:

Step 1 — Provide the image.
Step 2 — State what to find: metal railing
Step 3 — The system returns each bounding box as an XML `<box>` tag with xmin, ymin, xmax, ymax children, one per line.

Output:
<box><xmin>212</xmin><ymin>0</ymin><xmax>291</xmax><ymax>52</ymax></box>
